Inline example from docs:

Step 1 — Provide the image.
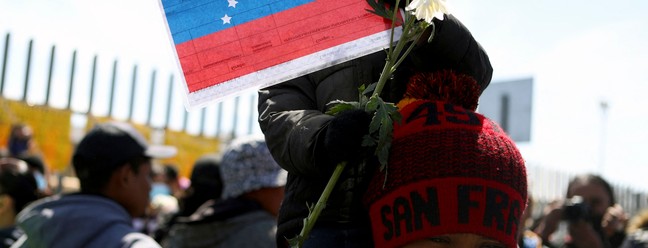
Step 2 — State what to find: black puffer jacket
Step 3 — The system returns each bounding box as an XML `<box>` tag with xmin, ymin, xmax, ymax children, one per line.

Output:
<box><xmin>259</xmin><ymin>50</ymin><xmax>387</xmax><ymax>245</ymax></box>
<box><xmin>258</xmin><ymin>14</ymin><xmax>493</xmax><ymax>246</ymax></box>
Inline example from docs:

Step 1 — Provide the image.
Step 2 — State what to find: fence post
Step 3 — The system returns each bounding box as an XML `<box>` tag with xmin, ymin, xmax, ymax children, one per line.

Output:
<box><xmin>108</xmin><ymin>60</ymin><xmax>118</xmax><ymax>117</ymax></box>
<box><xmin>232</xmin><ymin>96</ymin><xmax>239</xmax><ymax>137</ymax></box>
<box><xmin>128</xmin><ymin>65</ymin><xmax>138</xmax><ymax>121</ymax></box>
<box><xmin>182</xmin><ymin>106</ymin><xmax>188</xmax><ymax>133</ymax></box>
<box><xmin>45</xmin><ymin>45</ymin><xmax>56</xmax><ymax>106</ymax></box>
<box><xmin>164</xmin><ymin>74</ymin><xmax>173</xmax><ymax>129</ymax></box>
<box><xmin>146</xmin><ymin>70</ymin><xmax>156</xmax><ymax>126</ymax></box>
<box><xmin>87</xmin><ymin>55</ymin><xmax>98</xmax><ymax>114</ymax></box>
<box><xmin>66</xmin><ymin>50</ymin><xmax>77</xmax><ymax>110</ymax></box>
<box><xmin>199</xmin><ymin>107</ymin><xmax>206</xmax><ymax>136</ymax></box>
<box><xmin>22</xmin><ymin>39</ymin><xmax>33</xmax><ymax>102</ymax></box>
<box><xmin>248</xmin><ymin>93</ymin><xmax>255</xmax><ymax>134</ymax></box>
<box><xmin>216</xmin><ymin>101</ymin><xmax>222</xmax><ymax>137</ymax></box>
<box><xmin>0</xmin><ymin>33</ymin><xmax>10</xmax><ymax>96</ymax></box>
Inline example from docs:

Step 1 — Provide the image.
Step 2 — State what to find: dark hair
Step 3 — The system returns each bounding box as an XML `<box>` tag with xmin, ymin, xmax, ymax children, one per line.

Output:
<box><xmin>179</xmin><ymin>155</ymin><xmax>223</xmax><ymax>216</ymax></box>
<box><xmin>163</xmin><ymin>165</ymin><xmax>179</xmax><ymax>181</ymax></box>
<box><xmin>567</xmin><ymin>174</ymin><xmax>616</xmax><ymax>206</ymax></box>
<box><xmin>17</xmin><ymin>154</ymin><xmax>46</xmax><ymax>174</ymax></box>
<box><xmin>0</xmin><ymin>158</ymin><xmax>39</xmax><ymax>213</ymax></box>
<box><xmin>73</xmin><ymin>155</ymin><xmax>149</xmax><ymax>194</ymax></box>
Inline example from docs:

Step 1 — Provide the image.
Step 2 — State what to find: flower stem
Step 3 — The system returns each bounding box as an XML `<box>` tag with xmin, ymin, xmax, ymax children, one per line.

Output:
<box><xmin>292</xmin><ymin>161</ymin><xmax>347</xmax><ymax>248</ymax></box>
<box><xmin>372</xmin><ymin>11</ymin><xmax>415</xmax><ymax>98</ymax></box>
<box><xmin>393</xmin><ymin>31</ymin><xmax>422</xmax><ymax>69</ymax></box>
<box><xmin>372</xmin><ymin>56</ymin><xmax>395</xmax><ymax>99</ymax></box>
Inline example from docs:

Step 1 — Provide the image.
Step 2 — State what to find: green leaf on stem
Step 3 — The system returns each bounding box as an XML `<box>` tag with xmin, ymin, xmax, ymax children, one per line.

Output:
<box><xmin>364</xmin><ymin>95</ymin><xmax>401</xmax><ymax>169</ymax></box>
<box><xmin>363</xmin><ymin>82</ymin><xmax>377</xmax><ymax>96</ymax></box>
<box><xmin>427</xmin><ymin>22</ymin><xmax>436</xmax><ymax>43</ymax></box>
<box><xmin>326</xmin><ymin>85</ymin><xmax>371</xmax><ymax>116</ymax></box>
<box><xmin>365</xmin><ymin>0</ymin><xmax>397</xmax><ymax>21</ymax></box>
<box><xmin>362</xmin><ymin>134</ymin><xmax>377</xmax><ymax>147</ymax></box>
<box><xmin>325</xmin><ymin>100</ymin><xmax>359</xmax><ymax>115</ymax></box>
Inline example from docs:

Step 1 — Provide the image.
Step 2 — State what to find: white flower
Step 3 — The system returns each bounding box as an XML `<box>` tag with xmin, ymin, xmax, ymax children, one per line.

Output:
<box><xmin>405</xmin><ymin>0</ymin><xmax>448</xmax><ymax>23</ymax></box>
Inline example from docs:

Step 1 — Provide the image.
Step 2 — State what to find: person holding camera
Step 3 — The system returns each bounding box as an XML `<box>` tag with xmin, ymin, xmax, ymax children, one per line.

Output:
<box><xmin>534</xmin><ymin>174</ymin><xmax>628</xmax><ymax>248</ymax></box>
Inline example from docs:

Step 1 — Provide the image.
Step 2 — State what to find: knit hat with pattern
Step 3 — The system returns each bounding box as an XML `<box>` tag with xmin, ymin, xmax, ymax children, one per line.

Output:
<box><xmin>220</xmin><ymin>135</ymin><xmax>287</xmax><ymax>199</ymax></box>
<box><xmin>363</xmin><ymin>70</ymin><xmax>527</xmax><ymax>248</ymax></box>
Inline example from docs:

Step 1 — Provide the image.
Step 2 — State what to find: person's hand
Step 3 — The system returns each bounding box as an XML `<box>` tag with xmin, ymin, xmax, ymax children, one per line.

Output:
<box><xmin>320</xmin><ymin>109</ymin><xmax>372</xmax><ymax>166</ymax></box>
<box><xmin>567</xmin><ymin>220</ymin><xmax>606</xmax><ymax>248</ymax></box>
<box><xmin>534</xmin><ymin>200</ymin><xmax>564</xmax><ymax>243</ymax></box>
<box><xmin>601</xmin><ymin>204</ymin><xmax>628</xmax><ymax>237</ymax></box>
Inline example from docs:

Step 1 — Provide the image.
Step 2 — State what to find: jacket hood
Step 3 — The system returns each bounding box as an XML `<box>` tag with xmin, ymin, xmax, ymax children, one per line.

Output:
<box><xmin>177</xmin><ymin>197</ymin><xmax>261</xmax><ymax>224</ymax></box>
<box><xmin>16</xmin><ymin>194</ymin><xmax>136</xmax><ymax>248</ymax></box>
<box><xmin>166</xmin><ymin>198</ymin><xmax>276</xmax><ymax>247</ymax></box>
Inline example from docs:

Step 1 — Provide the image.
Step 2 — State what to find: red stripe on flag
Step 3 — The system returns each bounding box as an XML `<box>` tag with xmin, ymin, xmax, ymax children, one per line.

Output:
<box><xmin>179</xmin><ymin>55</ymin><xmax>201</xmax><ymax>74</ymax></box>
<box><xmin>239</xmin><ymin>30</ymin><xmax>282</xmax><ymax>56</ymax></box>
<box><xmin>185</xmin><ymin>63</ymin><xmax>229</xmax><ymax>86</ymax></box>
<box><xmin>197</xmin><ymin>41</ymin><xmax>243</xmax><ymax>70</ymax></box>
<box><xmin>193</xmin><ymin>28</ymin><xmax>240</xmax><ymax>53</ymax></box>
<box><xmin>252</xmin><ymin>36</ymin><xmax>315</xmax><ymax>70</ymax></box>
<box><xmin>235</xmin><ymin>14</ymin><xmax>278</xmax><ymax>40</ymax></box>
<box><xmin>175</xmin><ymin>41</ymin><xmax>196</xmax><ymax>59</ymax></box>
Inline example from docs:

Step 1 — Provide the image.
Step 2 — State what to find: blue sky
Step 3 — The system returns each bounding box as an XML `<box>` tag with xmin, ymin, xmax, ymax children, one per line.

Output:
<box><xmin>1</xmin><ymin>0</ymin><xmax>648</xmax><ymax>191</ymax></box>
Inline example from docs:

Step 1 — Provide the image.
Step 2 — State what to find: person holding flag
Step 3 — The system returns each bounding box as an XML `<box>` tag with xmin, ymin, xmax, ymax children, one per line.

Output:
<box><xmin>257</xmin><ymin>1</ymin><xmax>494</xmax><ymax>247</ymax></box>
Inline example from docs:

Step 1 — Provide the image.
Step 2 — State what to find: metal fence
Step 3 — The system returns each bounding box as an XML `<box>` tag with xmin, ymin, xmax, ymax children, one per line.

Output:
<box><xmin>0</xmin><ymin>32</ymin><xmax>260</xmax><ymax>139</ymax></box>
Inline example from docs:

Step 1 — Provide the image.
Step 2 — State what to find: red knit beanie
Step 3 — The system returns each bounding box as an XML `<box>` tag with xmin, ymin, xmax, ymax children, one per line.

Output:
<box><xmin>363</xmin><ymin>70</ymin><xmax>527</xmax><ymax>248</ymax></box>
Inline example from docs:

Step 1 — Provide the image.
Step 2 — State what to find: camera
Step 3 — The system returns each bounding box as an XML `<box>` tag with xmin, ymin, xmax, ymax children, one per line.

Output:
<box><xmin>562</xmin><ymin>196</ymin><xmax>590</xmax><ymax>222</ymax></box>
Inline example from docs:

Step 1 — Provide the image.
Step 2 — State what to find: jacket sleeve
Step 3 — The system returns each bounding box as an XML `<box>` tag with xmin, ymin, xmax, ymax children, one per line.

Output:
<box><xmin>258</xmin><ymin>75</ymin><xmax>330</xmax><ymax>177</ymax></box>
<box><xmin>258</xmin><ymin>56</ymin><xmax>381</xmax><ymax>177</ymax></box>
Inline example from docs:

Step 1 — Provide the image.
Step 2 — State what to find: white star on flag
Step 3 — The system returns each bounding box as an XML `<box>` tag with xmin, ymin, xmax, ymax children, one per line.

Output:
<box><xmin>228</xmin><ymin>0</ymin><xmax>238</xmax><ymax>8</ymax></box>
<box><xmin>221</xmin><ymin>14</ymin><xmax>232</xmax><ymax>24</ymax></box>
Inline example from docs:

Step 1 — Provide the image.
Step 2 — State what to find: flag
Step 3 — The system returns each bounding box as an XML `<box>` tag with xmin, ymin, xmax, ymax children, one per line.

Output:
<box><xmin>160</xmin><ymin>0</ymin><xmax>400</xmax><ymax>109</ymax></box>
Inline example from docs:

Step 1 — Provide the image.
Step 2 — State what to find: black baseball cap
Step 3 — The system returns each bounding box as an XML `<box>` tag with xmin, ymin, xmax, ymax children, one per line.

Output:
<box><xmin>74</xmin><ymin>122</ymin><xmax>177</xmax><ymax>169</ymax></box>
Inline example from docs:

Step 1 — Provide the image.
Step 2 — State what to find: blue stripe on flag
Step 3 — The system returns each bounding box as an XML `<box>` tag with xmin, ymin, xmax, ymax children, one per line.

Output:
<box><xmin>162</xmin><ymin>0</ymin><xmax>314</xmax><ymax>44</ymax></box>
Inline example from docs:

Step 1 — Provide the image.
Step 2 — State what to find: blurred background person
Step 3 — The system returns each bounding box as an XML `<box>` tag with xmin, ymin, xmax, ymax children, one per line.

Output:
<box><xmin>136</xmin><ymin>164</ymin><xmax>182</xmax><ymax>236</ymax></box>
<box><xmin>157</xmin><ymin>154</ymin><xmax>223</xmax><ymax>245</ymax></box>
<box><xmin>6</xmin><ymin>125</ymin><xmax>51</xmax><ymax>198</ymax></box>
<box><xmin>176</xmin><ymin>155</ymin><xmax>224</xmax><ymax>220</ymax></box>
<box><xmin>0</xmin><ymin>158</ymin><xmax>39</xmax><ymax>248</ymax></box>
<box><xmin>152</xmin><ymin>164</ymin><xmax>183</xmax><ymax>199</ymax></box>
<box><xmin>164</xmin><ymin>136</ymin><xmax>286</xmax><ymax>248</ymax></box>
<box><xmin>534</xmin><ymin>174</ymin><xmax>628</xmax><ymax>248</ymax></box>
<box><xmin>520</xmin><ymin>194</ymin><xmax>547</xmax><ymax>248</ymax></box>
<box><xmin>6</xmin><ymin>124</ymin><xmax>35</xmax><ymax>158</ymax></box>
<box><xmin>165</xmin><ymin>165</ymin><xmax>184</xmax><ymax>198</ymax></box>
<box><xmin>15</xmin><ymin>155</ymin><xmax>51</xmax><ymax>197</ymax></box>
<box><xmin>619</xmin><ymin>208</ymin><xmax>648</xmax><ymax>248</ymax></box>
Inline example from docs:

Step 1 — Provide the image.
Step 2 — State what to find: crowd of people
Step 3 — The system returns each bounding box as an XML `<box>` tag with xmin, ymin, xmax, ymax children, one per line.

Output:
<box><xmin>0</xmin><ymin>3</ymin><xmax>647</xmax><ymax>248</ymax></box>
<box><xmin>2</xmin><ymin>120</ymin><xmax>648</xmax><ymax>248</ymax></box>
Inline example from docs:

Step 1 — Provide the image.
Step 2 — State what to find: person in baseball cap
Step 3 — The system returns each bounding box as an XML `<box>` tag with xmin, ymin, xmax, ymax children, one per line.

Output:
<box><xmin>13</xmin><ymin>121</ymin><xmax>176</xmax><ymax>248</ymax></box>
<box><xmin>363</xmin><ymin>70</ymin><xmax>528</xmax><ymax>248</ymax></box>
